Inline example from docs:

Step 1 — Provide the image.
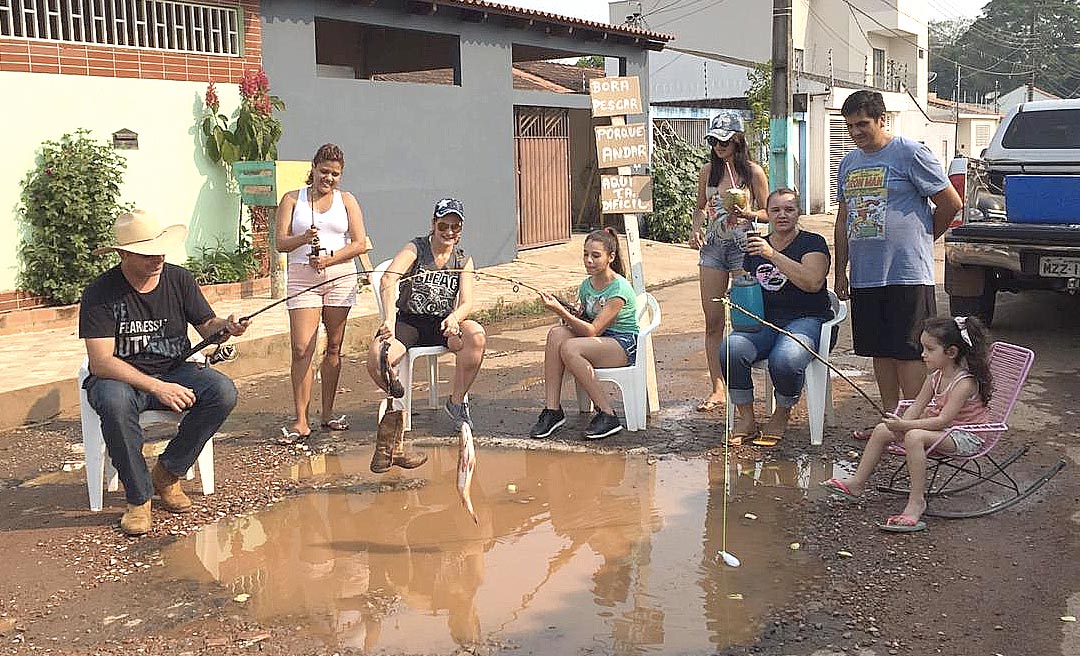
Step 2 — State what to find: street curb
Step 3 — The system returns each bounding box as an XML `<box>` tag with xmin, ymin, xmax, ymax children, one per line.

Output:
<box><xmin>3</xmin><ymin>272</ymin><xmax>698</xmax><ymax>429</ymax></box>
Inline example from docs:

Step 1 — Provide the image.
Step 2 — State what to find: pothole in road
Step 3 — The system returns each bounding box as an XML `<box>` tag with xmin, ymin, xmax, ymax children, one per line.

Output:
<box><xmin>153</xmin><ymin>448</ymin><xmax>853</xmax><ymax>654</ymax></box>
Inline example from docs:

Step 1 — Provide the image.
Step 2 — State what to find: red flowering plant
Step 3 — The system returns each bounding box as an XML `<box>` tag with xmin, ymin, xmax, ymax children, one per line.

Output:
<box><xmin>201</xmin><ymin>68</ymin><xmax>286</xmax><ymax>166</ymax></box>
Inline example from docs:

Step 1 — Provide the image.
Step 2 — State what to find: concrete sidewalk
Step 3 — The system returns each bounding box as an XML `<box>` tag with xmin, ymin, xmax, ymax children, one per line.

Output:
<box><xmin>0</xmin><ymin>235</ymin><xmax>703</xmax><ymax>430</ymax></box>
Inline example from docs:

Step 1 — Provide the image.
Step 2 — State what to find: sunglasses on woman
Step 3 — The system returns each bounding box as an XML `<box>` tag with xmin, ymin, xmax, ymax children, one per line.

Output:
<box><xmin>707</xmin><ymin>137</ymin><xmax>732</xmax><ymax>148</ymax></box>
<box><xmin>436</xmin><ymin>221</ymin><xmax>463</xmax><ymax>233</ymax></box>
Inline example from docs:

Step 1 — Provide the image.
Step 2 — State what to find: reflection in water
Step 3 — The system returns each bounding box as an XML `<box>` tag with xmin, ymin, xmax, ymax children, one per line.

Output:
<box><xmin>160</xmin><ymin>448</ymin><xmax>826</xmax><ymax>654</ymax></box>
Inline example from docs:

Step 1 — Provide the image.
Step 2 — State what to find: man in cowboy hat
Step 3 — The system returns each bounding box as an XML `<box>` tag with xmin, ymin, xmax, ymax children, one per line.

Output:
<box><xmin>79</xmin><ymin>210</ymin><xmax>249</xmax><ymax>536</ymax></box>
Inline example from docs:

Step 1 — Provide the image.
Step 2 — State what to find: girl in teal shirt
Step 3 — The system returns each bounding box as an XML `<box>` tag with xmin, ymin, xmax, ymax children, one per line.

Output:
<box><xmin>530</xmin><ymin>228</ymin><xmax>639</xmax><ymax>440</ymax></box>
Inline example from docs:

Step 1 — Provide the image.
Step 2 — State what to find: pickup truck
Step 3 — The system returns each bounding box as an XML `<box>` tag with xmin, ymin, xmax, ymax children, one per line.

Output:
<box><xmin>944</xmin><ymin>99</ymin><xmax>1080</xmax><ymax>326</ymax></box>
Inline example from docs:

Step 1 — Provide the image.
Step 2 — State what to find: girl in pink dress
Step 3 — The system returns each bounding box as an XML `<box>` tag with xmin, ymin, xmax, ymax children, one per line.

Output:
<box><xmin>822</xmin><ymin>316</ymin><xmax>992</xmax><ymax>532</ymax></box>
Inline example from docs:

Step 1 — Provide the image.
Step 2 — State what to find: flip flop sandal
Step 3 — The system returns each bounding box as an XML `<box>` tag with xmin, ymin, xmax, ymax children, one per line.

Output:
<box><xmin>321</xmin><ymin>415</ymin><xmax>350</xmax><ymax>431</ymax></box>
<box><xmin>278</xmin><ymin>427</ymin><xmax>311</xmax><ymax>445</ymax></box>
<box><xmin>379</xmin><ymin>341</ymin><xmax>405</xmax><ymax>399</ymax></box>
<box><xmin>751</xmin><ymin>432</ymin><xmax>783</xmax><ymax>447</ymax></box>
<box><xmin>878</xmin><ymin>514</ymin><xmax>927</xmax><ymax>533</ymax></box>
<box><xmin>819</xmin><ymin>478</ymin><xmax>859</xmax><ymax>501</ymax></box>
<box><xmin>728</xmin><ymin>431</ymin><xmax>757</xmax><ymax>446</ymax></box>
<box><xmin>852</xmin><ymin>428</ymin><xmax>873</xmax><ymax>441</ymax></box>
<box><xmin>696</xmin><ymin>400</ymin><xmax>723</xmax><ymax>412</ymax></box>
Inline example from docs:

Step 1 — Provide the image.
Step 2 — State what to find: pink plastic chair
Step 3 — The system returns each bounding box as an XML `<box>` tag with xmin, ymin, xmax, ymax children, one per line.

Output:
<box><xmin>879</xmin><ymin>342</ymin><xmax>1065</xmax><ymax>518</ymax></box>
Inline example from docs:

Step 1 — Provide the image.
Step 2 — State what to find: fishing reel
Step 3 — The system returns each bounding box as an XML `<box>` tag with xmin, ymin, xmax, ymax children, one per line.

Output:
<box><xmin>206</xmin><ymin>343</ymin><xmax>238</xmax><ymax>365</ymax></box>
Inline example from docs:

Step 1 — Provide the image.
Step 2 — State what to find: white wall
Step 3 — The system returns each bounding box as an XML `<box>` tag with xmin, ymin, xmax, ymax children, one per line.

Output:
<box><xmin>1</xmin><ymin>72</ymin><xmax>243</xmax><ymax>291</ymax></box>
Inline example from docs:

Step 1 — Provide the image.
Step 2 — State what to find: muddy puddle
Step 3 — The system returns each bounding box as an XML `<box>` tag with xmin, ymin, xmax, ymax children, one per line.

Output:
<box><xmin>157</xmin><ymin>448</ymin><xmax>842</xmax><ymax>654</ymax></box>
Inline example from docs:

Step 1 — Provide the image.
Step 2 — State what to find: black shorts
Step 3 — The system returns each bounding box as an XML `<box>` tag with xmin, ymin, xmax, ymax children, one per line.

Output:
<box><xmin>850</xmin><ymin>285</ymin><xmax>935</xmax><ymax>360</ymax></box>
<box><xmin>393</xmin><ymin>313</ymin><xmax>448</xmax><ymax>348</ymax></box>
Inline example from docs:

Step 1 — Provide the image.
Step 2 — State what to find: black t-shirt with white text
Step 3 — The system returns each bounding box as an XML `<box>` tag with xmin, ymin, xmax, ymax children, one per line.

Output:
<box><xmin>743</xmin><ymin>230</ymin><xmax>832</xmax><ymax>326</ymax></box>
<box><xmin>78</xmin><ymin>264</ymin><xmax>214</xmax><ymax>375</ymax></box>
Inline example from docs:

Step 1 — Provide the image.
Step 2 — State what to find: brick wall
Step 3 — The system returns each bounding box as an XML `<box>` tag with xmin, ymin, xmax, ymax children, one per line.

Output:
<box><xmin>0</xmin><ymin>0</ymin><xmax>261</xmax><ymax>83</ymax></box>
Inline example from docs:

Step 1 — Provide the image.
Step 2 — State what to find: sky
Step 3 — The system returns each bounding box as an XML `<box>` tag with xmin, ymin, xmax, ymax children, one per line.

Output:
<box><xmin>494</xmin><ymin>0</ymin><xmax>988</xmax><ymax>24</ymax></box>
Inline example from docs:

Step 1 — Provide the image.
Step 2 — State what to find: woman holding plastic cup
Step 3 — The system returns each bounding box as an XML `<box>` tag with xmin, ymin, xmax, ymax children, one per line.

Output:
<box><xmin>718</xmin><ymin>188</ymin><xmax>832</xmax><ymax>447</ymax></box>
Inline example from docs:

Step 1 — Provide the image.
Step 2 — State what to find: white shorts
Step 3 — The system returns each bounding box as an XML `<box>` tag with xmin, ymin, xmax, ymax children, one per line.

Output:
<box><xmin>286</xmin><ymin>261</ymin><xmax>358</xmax><ymax>310</ymax></box>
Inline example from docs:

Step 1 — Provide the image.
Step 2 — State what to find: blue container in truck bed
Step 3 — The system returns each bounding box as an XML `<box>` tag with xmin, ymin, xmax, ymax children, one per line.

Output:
<box><xmin>1004</xmin><ymin>175</ymin><xmax>1080</xmax><ymax>224</ymax></box>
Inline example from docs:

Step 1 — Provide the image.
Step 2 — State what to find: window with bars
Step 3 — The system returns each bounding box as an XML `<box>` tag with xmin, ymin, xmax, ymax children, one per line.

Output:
<box><xmin>0</xmin><ymin>0</ymin><xmax>241</xmax><ymax>56</ymax></box>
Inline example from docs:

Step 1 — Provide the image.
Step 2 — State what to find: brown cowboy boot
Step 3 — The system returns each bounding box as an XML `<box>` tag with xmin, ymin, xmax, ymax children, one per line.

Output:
<box><xmin>120</xmin><ymin>500</ymin><xmax>152</xmax><ymax>536</ymax></box>
<box><xmin>392</xmin><ymin>427</ymin><xmax>428</xmax><ymax>470</ymax></box>
<box><xmin>371</xmin><ymin>403</ymin><xmax>401</xmax><ymax>473</ymax></box>
<box><xmin>151</xmin><ymin>462</ymin><xmax>193</xmax><ymax>513</ymax></box>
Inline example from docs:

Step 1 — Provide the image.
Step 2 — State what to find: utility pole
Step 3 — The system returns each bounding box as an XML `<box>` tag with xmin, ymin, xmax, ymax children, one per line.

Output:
<box><xmin>954</xmin><ymin>64</ymin><xmax>960</xmax><ymax>156</ymax></box>
<box><xmin>1028</xmin><ymin>2</ymin><xmax>1037</xmax><ymax>101</ymax></box>
<box><xmin>770</xmin><ymin>0</ymin><xmax>794</xmax><ymax>190</ymax></box>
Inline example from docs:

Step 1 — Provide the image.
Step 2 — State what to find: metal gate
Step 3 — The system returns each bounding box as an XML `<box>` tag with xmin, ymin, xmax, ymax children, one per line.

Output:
<box><xmin>828</xmin><ymin>112</ymin><xmax>893</xmax><ymax>210</ymax></box>
<box><xmin>515</xmin><ymin>107</ymin><xmax>570</xmax><ymax>249</ymax></box>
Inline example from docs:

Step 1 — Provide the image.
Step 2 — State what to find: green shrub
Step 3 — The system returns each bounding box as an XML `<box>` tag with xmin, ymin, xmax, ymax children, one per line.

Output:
<box><xmin>645</xmin><ymin>125</ymin><xmax>708</xmax><ymax>243</ymax></box>
<box><xmin>19</xmin><ymin>129</ymin><xmax>129</xmax><ymax>305</ymax></box>
<box><xmin>184</xmin><ymin>239</ymin><xmax>258</xmax><ymax>285</ymax></box>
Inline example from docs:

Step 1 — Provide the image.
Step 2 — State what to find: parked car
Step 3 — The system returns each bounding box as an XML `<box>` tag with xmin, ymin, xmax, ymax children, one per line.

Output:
<box><xmin>944</xmin><ymin>99</ymin><xmax>1080</xmax><ymax>326</ymax></box>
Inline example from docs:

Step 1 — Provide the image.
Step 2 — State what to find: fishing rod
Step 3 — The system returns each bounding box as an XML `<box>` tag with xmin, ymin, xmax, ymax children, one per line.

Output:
<box><xmin>179</xmin><ymin>266</ymin><xmax>577</xmax><ymax>364</ymax></box>
<box><xmin>713</xmin><ymin>296</ymin><xmax>889</xmax><ymax>418</ymax></box>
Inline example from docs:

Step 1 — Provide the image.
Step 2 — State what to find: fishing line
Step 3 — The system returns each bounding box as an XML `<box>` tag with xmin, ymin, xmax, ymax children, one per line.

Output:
<box><xmin>711</xmin><ymin>296</ymin><xmax>888</xmax><ymax>418</ymax></box>
<box><xmin>718</xmin><ymin>314</ymin><xmax>740</xmax><ymax>569</ymax></box>
<box><xmin>179</xmin><ymin>266</ymin><xmax>574</xmax><ymax>364</ymax></box>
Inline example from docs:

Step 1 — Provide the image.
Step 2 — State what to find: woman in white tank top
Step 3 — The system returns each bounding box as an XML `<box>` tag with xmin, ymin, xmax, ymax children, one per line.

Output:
<box><xmin>273</xmin><ymin>144</ymin><xmax>369</xmax><ymax>440</ymax></box>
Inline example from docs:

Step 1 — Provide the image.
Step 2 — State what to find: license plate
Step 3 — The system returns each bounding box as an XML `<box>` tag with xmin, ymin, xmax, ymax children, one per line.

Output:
<box><xmin>1040</xmin><ymin>256</ymin><xmax>1080</xmax><ymax>277</ymax></box>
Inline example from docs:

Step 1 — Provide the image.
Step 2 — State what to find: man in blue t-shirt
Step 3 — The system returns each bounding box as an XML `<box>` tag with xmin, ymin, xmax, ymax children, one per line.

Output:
<box><xmin>833</xmin><ymin>91</ymin><xmax>962</xmax><ymax>436</ymax></box>
<box><xmin>79</xmin><ymin>210</ymin><xmax>248</xmax><ymax>536</ymax></box>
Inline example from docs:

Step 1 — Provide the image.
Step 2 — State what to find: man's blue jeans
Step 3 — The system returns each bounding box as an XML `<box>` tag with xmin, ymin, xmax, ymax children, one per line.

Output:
<box><xmin>84</xmin><ymin>362</ymin><xmax>237</xmax><ymax>505</ymax></box>
<box><xmin>719</xmin><ymin>317</ymin><xmax>825</xmax><ymax>409</ymax></box>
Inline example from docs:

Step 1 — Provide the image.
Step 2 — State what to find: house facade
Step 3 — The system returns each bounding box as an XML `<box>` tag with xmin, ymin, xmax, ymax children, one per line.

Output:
<box><xmin>0</xmin><ymin>0</ymin><xmax>264</xmax><ymax>301</ymax></box>
<box><xmin>260</xmin><ymin>0</ymin><xmax>668</xmax><ymax>268</ymax></box>
<box><xmin>610</xmin><ymin>0</ymin><xmax>950</xmax><ymax>214</ymax></box>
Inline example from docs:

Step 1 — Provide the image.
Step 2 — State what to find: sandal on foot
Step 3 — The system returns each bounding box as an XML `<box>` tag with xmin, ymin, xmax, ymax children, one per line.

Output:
<box><xmin>278</xmin><ymin>427</ymin><xmax>311</xmax><ymax>445</ymax></box>
<box><xmin>852</xmin><ymin>427</ymin><xmax>873</xmax><ymax>441</ymax></box>
<box><xmin>878</xmin><ymin>514</ymin><xmax>927</xmax><ymax>533</ymax></box>
<box><xmin>819</xmin><ymin>478</ymin><xmax>859</xmax><ymax>501</ymax></box>
<box><xmin>751</xmin><ymin>432</ymin><xmax>783</xmax><ymax>447</ymax></box>
<box><xmin>321</xmin><ymin>415</ymin><xmax>350</xmax><ymax>431</ymax></box>
<box><xmin>696</xmin><ymin>399</ymin><xmax>723</xmax><ymax>412</ymax></box>
<box><xmin>728</xmin><ymin>431</ymin><xmax>756</xmax><ymax>446</ymax></box>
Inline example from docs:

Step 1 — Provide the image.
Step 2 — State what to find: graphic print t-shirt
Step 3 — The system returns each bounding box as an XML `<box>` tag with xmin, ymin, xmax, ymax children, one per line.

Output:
<box><xmin>836</xmin><ymin>136</ymin><xmax>948</xmax><ymax>288</ymax></box>
<box><xmin>396</xmin><ymin>236</ymin><xmax>465</xmax><ymax>319</ymax></box>
<box><xmin>578</xmin><ymin>275</ymin><xmax>639</xmax><ymax>334</ymax></box>
<box><xmin>742</xmin><ymin>230</ymin><xmax>832</xmax><ymax>326</ymax></box>
<box><xmin>79</xmin><ymin>264</ymin><xmax>214</xmax><ymax>376</ymax></box>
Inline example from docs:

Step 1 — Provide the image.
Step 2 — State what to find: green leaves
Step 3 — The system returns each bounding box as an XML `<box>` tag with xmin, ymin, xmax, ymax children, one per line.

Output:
<box><xmin>17</xmin><ymin>129</ymin><xmax>130</xmax><ymax>305</ymax></box>
<box><xmin>644</xmin><ymin>126</ymin><xmax>708</xmax><ymax>244</ymax></box>
<box><xmin>200</xmin><ymin>84</ymin><xmax>286</xmax><ymax>168</ymax></box>
<box><xmin>184</xmin><ymin>239</ymin><xmax>258</xmax><ymax>284</ymax></box>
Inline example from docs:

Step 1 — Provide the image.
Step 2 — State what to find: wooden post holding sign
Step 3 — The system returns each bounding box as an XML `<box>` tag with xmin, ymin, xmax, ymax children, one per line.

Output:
<box><xmin>588</xmin><ymin>76</ymin><xmax>659</xmax><ymax>413</ymax></box>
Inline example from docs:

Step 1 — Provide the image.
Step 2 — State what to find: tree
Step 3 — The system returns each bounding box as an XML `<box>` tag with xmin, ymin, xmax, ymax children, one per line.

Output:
<box><xmin>575</xmin><ymin>55</ymin><xmax>605</xmax><ymax>68</ymax></box>
<box><xmin>746</xmin><ymin>62</ymin><xmax>771</xmax><ymax>168</ymax></box>
<box><xmin>929</xmin><ymin>0</ymin><xmax>1080</xmax><ymax>100</ymax></box>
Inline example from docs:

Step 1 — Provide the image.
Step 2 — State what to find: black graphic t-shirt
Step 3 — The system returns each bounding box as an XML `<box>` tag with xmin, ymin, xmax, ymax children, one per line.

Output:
<box><xmin>742</xmin><ymin>230</ymin><xmax>832</xmax><ymax>326</ymax></box>
<box><xmin>396</xmin><ymin>236</ymin><xmax>466</xmax><ymax>319</ymax></box>
<box><xmin>78</xmin><ymin>264</ymin><xmax>215</xmax><ymax>375</ymax></box>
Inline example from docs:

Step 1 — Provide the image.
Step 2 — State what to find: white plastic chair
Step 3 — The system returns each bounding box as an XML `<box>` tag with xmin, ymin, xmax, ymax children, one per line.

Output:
<box><xmin>77</xmin><ymin>358</ymin><xmax>215</xmax><ymax>512</ymax></box>
<box><xmin>575</xmin><ymin>292</ymin><xmax>662</xmax><ymax>431</ymax></box>
<box><xmin>725</xmin><ymin>290</ymin><xmax>848</xmax><ymax>446</ymax></box>
<box><xmin>371</xmin><ymin>259</ymin><xmax>462</xmax><ymax>432</ymax></box>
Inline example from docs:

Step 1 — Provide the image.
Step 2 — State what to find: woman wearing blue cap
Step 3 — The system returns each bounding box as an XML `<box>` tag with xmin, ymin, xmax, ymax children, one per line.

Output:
<box><xmin>689</xmin><ymin>113</ymin><xmax>769</xmax><ymax>413</ymax></box>
<box><xmin>366</xmin><ymin>198</ymin><xmax>486</xmax><ymax>434</ymax></box>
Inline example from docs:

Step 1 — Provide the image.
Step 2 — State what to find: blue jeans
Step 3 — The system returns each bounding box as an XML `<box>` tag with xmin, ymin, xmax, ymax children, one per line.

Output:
<box><xmin>84</xmin><ymin>362</ymin><xmax>238</xmax><ymax>505</ymax></box>
<box><xmin>718</xmin><ymin>316</ymin><xmax>825</xmax><ymax>409</ymax></box>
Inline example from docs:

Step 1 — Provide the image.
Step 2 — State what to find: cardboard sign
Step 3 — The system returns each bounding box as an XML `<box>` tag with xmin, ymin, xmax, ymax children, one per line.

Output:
<box><xmin>594</xmin><ymin>123</ymin><xmax>649</xmax><ymax>168</ymax></box>
<box><xmin>589</xmin><ymin>76</ymin><xmax>643</xmax><ymax>117</ymax></box>
<box><xmin>601</xmin><ymin>175</ymin><xmax>653</xmax><ymax>214</ymax></box>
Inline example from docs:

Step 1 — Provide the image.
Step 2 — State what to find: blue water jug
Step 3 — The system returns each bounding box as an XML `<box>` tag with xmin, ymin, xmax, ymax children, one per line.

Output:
<box><xmin>729</xmin><ymin>274</ymin><xmax>763</xmax><ymax>332</ymax></box>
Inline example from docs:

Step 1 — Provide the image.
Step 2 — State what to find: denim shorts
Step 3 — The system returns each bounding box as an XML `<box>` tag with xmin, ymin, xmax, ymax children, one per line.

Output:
<box><xmin>948</xmin><ymin>429</ymin><xmax>984</xmax><ymax>457</ymax></box>
<box><xmin>603</xmin><ymin>330</ymin><xmax>638</xmax><ymax>366</ymax></box>
<box><xmin>699</xmin><ymin>235</ymin><xmax>747</xmax><ymax>272</ymax></box>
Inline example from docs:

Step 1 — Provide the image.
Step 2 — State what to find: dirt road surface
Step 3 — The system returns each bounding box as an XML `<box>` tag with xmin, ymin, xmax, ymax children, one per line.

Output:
<box><xmin>0</xmin><ymin>279</ymin><xmax>1076</xmax><ymax>655</ymax></box>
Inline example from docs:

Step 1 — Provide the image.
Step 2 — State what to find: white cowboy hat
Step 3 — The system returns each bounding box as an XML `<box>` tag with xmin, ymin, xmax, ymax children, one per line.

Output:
<box><xmin>92</xmin><ymin>210</ymin><xmax>188</xmax><ymax>256</ymax></box>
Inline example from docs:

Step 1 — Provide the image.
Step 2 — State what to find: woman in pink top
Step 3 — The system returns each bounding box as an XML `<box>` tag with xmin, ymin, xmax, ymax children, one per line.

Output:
<box><xmin>821</xmin><ymin>316</ymin><xmax>992</xmax><ymax>532</ymax></box>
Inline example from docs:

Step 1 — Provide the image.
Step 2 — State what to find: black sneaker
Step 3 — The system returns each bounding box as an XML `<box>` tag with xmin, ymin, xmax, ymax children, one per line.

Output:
<box><xmin>584</xmin><ymin>411</ymin><xmax>622</xmax><ymax>440</ymax></box>
<box><xmin>529</xmin><ymin>407</ymin><xmax>566</xmax><ymax>438</ymax></box>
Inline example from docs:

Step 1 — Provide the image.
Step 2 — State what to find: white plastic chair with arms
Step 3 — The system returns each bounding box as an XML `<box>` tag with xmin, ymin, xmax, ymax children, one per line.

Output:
<box><xmin>371</xmin><ymin>259</ymin><xmax>461</xmax><ymax>432</ymax></box>
<box><xmin>576</xmin><ymin>292</ymin><xmax>662</xmax><ymax>431</ymax></box>
<box><xmin>727</xmin><ymin>290</ymin><xmax>848</xmax><ymax>446</ymax></box>
<box><xmin>77</xmin><ymin>358</ymin><xmax>215</xmax><ymax>512</ymax></box>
